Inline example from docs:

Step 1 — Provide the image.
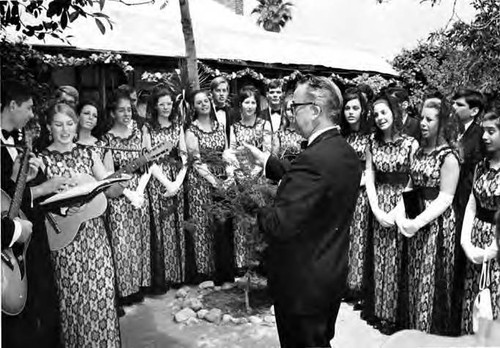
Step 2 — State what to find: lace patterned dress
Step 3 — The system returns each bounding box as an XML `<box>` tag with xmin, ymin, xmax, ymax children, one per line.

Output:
<box><xmin>186</xmin><ymin>121</ymin><xmax>226</xmax><ymax>276</ymax></box>
<box><xmin>102</xmin><ymin>122</ymin><xmax>151</xmax><ymax>298</ymax></box>
<box><xmin>148</xmin><ymin>123</ymin><xmax>185</xmax><ymax>285</ymax></box>
<box><xmin>370</xmin><ymin>134</ymin><xmax>418</xmax><ymax>324</ymax></box>
<box><xmin>275</xmin><ymin>128</ymin><xmax>304</xmax><ymax>161</ymax></box>
<box><xmin>346</xmin><ymin>132</ymin><xmax>371</xmax><ymax>295</ymax></box>
<box><xmin>40</xmin><ymin>145</ymin><xmax>120</xmax><ymax>347</ymax></box>
<box><xmin>407</xmin><ymin>146</ymin><xmax>458</xmax><ymax>333</ymax></box>
<box><xmin>461</xmin><ymin>159</ymin><xmax>500</xmax><ymax>334</ymax></box>
<box><xmin>231</xmin><ymin>118</ymin><xmax>266</xmax><ymax>269</ymax></box>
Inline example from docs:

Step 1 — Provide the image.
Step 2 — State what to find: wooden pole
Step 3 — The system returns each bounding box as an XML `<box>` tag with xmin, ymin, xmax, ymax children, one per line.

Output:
<box><xmin>179</xmin><ymin>0</ymin><xmax>200</xmax><ymax>92</ymax></box>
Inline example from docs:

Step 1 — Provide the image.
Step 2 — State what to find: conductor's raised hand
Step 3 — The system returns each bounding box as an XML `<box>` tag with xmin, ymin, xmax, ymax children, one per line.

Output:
<box><xmin>242</xmin><ymin>143</ymin><xmax>270</xmax><ymax>167</ymax></box>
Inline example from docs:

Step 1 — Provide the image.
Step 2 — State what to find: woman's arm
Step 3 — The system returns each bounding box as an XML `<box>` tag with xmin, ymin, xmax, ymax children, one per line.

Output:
<box><xmin>399</xmin><ymin>153</ymin><xmax>459</xmax><ymax>237</ymax></box>
<box><xmin>365</xmin><ymin>148</ymin><xmax>394</xmax><ymax>227</ymax></box>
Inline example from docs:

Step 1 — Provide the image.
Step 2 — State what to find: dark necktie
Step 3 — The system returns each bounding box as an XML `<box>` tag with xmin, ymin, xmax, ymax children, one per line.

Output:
<box><xmin>270</xmin><ymin>109</ymin><xmax>281</xmax><ymax>115</ymax></box>
<box><xmin>215</xmin><ymin>105</ymin><xmax>225</xmax><ymax>112</ymax></box>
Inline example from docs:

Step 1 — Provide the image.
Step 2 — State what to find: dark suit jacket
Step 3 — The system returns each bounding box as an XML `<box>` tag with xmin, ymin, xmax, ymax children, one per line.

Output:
<box><xmin>403</xmin><ymin>115</ymin><xmax>421</xmax><ymax>141</ymax></box>
<box><xmin>454</xmin><ymin>121</ymin><xmax>485</xmax><ymax>219</ymax></box>
<box><xmin>215</xmin><ymin>105</ymin><xmax>238</xmax><ymax>145</ymax></box>
<box><xmin>258</xmin><ymin>128</ymin><xmax>361</xmax><ymax>314</ymax></box>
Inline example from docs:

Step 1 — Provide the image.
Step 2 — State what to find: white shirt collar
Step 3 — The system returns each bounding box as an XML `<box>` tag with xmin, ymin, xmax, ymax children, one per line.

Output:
<box><xmin>463</xmin><ymin>119</ymin><xmax>474</xmax><ymax>133</ymax></box>
<box><xmin>308</xmin><ymin>126</ymin><xmax>339</xmax><ymax>145</ymax></box>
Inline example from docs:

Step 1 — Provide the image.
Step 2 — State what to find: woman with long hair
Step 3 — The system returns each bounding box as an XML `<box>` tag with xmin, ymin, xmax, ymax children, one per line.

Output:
<box><xmin>341</xmin><ymin>88</ymin><xmax>373</xmax><ymax>310</ymax></box>
<box><xmin>461</xmin><ymin>111</ymin><xmax>500</xmax><ymax>333</ymax></box>
<box><xmin>396</xmin><ymin>96</ymin><xmax>460</xmax><ymax>334</ymax></box>
<box><xmin>185</xmin><ymin>90</ymin><xmax>229</xmax><ymax>282</ymax></box>
<box><xmin>146</xmin><ymin>88</ymin><xmax>187</xmax><ymax>292</ymax></box>
<box><xmin>102</xmin><ymin>89</ymin><xmax>152</xmax><ymax>305</ymax></box>
<box><xmin>365</xmin><ymin>93</ymin><xmax>419</xmax><ymax>334</ymax></box>
<box><xmin>39</xmin><ymin>103</ymin><xmax>121</xmax><ymax>347</ymax></box>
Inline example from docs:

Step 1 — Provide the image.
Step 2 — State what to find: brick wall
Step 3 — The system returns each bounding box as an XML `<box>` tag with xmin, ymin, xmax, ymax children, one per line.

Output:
<box><xmin>213</xmin><ymin>0</ymin><xmax>244</xmax><ymax>15</ymax></box>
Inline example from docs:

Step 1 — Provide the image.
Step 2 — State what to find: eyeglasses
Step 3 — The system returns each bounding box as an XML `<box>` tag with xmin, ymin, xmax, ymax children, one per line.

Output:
<box><xmin>289</xmin><ymin>101</ymin><xmax>317</xmax><ymax>114</ymax></box>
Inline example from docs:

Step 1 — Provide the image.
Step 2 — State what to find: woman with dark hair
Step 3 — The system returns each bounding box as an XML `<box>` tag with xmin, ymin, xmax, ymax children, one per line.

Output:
<box><xmin>76</xmin><ymin>100</ymin><xmax>113</xmax><ymax>166</ymax></box>
<box><xmin>341</xmin><ymin>88</ymin><xmax>373</xmax><ymax>309</ymax></box>
<box><xmin>396</xmin><ymin>96</ymin><xmax>460</xmax><ymax>334</ymax></box>
<box><xmin>39</xmin><ymin>103</ymin><xmax>121</xmax><ymax>347</ymax></box>
<box><xmin>460</xmin><ymin>111</ymin><xmax>500</xmax><ymax>334</ymax></box>
<box><xmin>102</xmin><ymin>89</ymin><xmax>152</xmax><ymax>305</ymax></box>
<box><xmin>146</xmin><ymin>88</ymin><xmax>187</xmax><ymax>292</ymax></box>
<box><xmin>365</xmin><ymin>93</ymin><xmax>419</xmax><ymax>334</ymax></box>
<box><xmin>185</xmin><ymin>90</ymin><xmax>229</xmax><ymax>281</ymax></box>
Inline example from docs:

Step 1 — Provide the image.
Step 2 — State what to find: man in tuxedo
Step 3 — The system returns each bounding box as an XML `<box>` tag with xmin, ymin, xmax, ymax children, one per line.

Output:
<box><xmin>387</xmin><ymin>87</ymin><xmax>421</xmax><ymax>141</ymax></box>
<box><xmin>2</xmin><ymin>80</ymin><xmax>67</xmax><ymax>348</ymax></box>
<box><xmin>450</xmin><ymin>88</ymin><xmax>486</xmax><ymax>334</ymax></box>
<box><xmin>260</xmin><ymin>79</ymin><xmax>285</xmax><ymax>133</ymax></box>
<box><xmin>244</xmin><ymin>75</ymin><xmax>361</xmax><ymax>347</ymax></box>
<box><xmin>210</xmin><ymin>76</ymin><xmax>236</xmax><ymax>145</ymax></box>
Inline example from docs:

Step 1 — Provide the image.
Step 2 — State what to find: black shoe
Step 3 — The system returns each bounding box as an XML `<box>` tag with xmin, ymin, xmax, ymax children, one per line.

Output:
<box><xmin>117</xmin><ymin>306</ymin><xmax>126</xmax><ymax>318</ymax></box>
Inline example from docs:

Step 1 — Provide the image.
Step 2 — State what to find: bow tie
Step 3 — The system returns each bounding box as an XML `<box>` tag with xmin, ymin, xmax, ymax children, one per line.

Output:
<box><xmin>300</xmin><ymin>140</ymin><xmax>308</xmax><ymax>150</ymax></box>
<box><xmin>215</xmin><ymin>105</ymin><xmax>226</xmax><ymax>112</ymax></box>
<box><xmin>2</xmin><ymin>129</ymin><xmax>19</xmax><ymax>140</ymax></box>
<box><xmin>270</xmin><ymin>109</ymin><xmax>281</xmax><ymax>115</ymax></box>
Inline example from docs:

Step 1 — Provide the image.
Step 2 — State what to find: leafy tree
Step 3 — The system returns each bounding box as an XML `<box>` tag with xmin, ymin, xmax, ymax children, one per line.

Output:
<box><xmin>391</xmin><ymin>0</ymin><xmax>500</xmax><ymax>111</ymax></box>
<box><xmin>251</xmin><ymin>0</ymin><xmax>293</xmax><ymax>33</ymax></box>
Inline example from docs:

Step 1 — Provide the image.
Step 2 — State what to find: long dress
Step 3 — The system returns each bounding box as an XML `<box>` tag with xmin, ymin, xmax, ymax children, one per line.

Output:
<box><xmin>461</xmin><ymin>159</ymin><xmax>500</xmax><ymax>334</ymax></box>
<box><xmin>148</xmin><ymin>123</ymin><xmax>185</xmax><ymax>286</ymax></box>
<box><xmin>346</xmin><ymin>132</ymin><xmax>371</xmax><ymax>296</ymax></box>
<box><xmin>40</xmin><ymin>145</ymin><xmax>120</xmax><ymax>347</ymax></box>
<box><xmin>371</xmin><ymin>134</ymin><xmax>418</xmax><ymax>325</ymax></box>
<box><xmin>186</xmin><ymin>121</ymin><xmax>227</xmax><ymax>277</ymax></box>
<box><xmin>407</xmin><ymin>146</ymin><xmax>458</xmax><ymax>334</ymax></box>
<box><xmin>231</xmin><ymin>118</ymin><xmax>266</xmax><ymax>269</ymax></box>
<box><xmin>275</xmin><ymin>127</ymin><xmax>304</xmax><ymax>161</ymax></box>
<box><xmin>103</xmin><ymin>122</ymin><xmax>151</xmax><ymax>298</ymax></box>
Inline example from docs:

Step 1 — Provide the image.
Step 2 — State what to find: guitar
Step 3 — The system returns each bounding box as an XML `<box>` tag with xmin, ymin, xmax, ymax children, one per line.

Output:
<box><xmin>44</xmin><ymin>141</ymin><xmax>175</xmax><ymax>251</ymax></box>
<box><xmin>1</xmin><ymin>132</ymin><xmax>33</xmax><ymax>316</ymax></box>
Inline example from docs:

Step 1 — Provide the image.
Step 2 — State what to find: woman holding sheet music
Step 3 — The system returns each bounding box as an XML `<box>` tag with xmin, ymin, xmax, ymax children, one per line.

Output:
<box><xmin>395</xmin><ymin>96</ymin><xmax>460</xmax><ymax>334</ymax></box>
<box><xmin>102</xmin><ymin>89</ymin><xmax>152</xmax><ymax>305</ymax></box>
<box><xmin>365</xmin><ymin>93</ymin><xmax>419</xmax><ymax>334</ymax></box>
<box><xmin>39</xmin><ymin>103</ymin><xmax>121</xmax><ymax>347</ymax></box>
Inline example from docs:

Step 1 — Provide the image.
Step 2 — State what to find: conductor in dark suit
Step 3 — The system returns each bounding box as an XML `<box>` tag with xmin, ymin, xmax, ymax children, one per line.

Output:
<box><xmin>244</xmin><ymin>75</ymin><xmax>361</xmax><ymax>348</ymax></box>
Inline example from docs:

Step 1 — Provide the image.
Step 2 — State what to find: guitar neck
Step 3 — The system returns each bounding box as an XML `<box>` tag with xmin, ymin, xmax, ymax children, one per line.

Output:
<box><xmin>105</xmin><ymin>155</ymin><xmax>150</xmax><ymax>180</ymax></box>
<box><xmin>8</xmin><ymin>147</ymin><xmax>30</xmax><ymax>220</ymax></box>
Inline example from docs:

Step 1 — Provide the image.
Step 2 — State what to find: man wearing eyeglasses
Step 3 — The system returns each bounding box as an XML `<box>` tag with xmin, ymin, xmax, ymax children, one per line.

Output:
<box><xmin>244</xmin><ymin>75</ymin><xmax>361</xmax><ymax>348</ymax></box>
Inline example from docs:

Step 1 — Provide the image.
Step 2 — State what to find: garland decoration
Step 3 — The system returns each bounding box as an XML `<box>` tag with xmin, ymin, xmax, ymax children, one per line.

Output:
<box><xmin>40</xmin><ymin>51</ymin><xmax>134</xmax><ymax>74</ymax></box>
<box><xmin>198</xmin><ymin>61</ymin><xmax>302</xmax><ymax>86</ymax></box>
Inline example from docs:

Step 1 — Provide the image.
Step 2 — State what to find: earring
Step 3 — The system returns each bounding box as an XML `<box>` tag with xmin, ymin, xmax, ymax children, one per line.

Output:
<box><xmin>48</xmin><ymin>132</ymin><xmax>53</xmax><ymax>142</ymax></box>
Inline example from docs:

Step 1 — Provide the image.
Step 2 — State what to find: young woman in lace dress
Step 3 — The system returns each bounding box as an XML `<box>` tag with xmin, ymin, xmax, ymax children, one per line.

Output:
<box><xmin>340</xmin><ymin>88</ymin><xmax>372</xmax><ymax>309</ymax></box>
<box><xmin>185</xmin><ymin>90</ymin><xmax>230</xmax><ymax>281</ymax></box>
<box><xmin>102</xmin><ymin>90</ymin><xmax>152</xmax><ymax>304</ymax></box>
<box><xmin>461</xmin><ymin>111</ymin><xmax>500</xmax><ymax>334</ymax></box>
<box><xmin>397</xmin><ymin>97</ymin><xmax>460</xmax><ymax>334</ymax></box>
<box><xmin>40</xmin><ymin>103</ymin><xmax>121</xmax><ymax>347</ymax></box>
<box><xmin>365</xmin><ymin>94</ymin><xmax>419</xmax><ymax>334</ymax></box>
<box><xmin>145</xmin><ymin>89</ymin><xmax>187</xmax><ymax>291</ymax></box>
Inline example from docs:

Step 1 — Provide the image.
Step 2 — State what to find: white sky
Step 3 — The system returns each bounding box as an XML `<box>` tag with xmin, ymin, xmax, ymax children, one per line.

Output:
<box><xmin>244</xmin><ymin>0</ymin><xmax>476</xmax><ymax>60</ymax></box>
